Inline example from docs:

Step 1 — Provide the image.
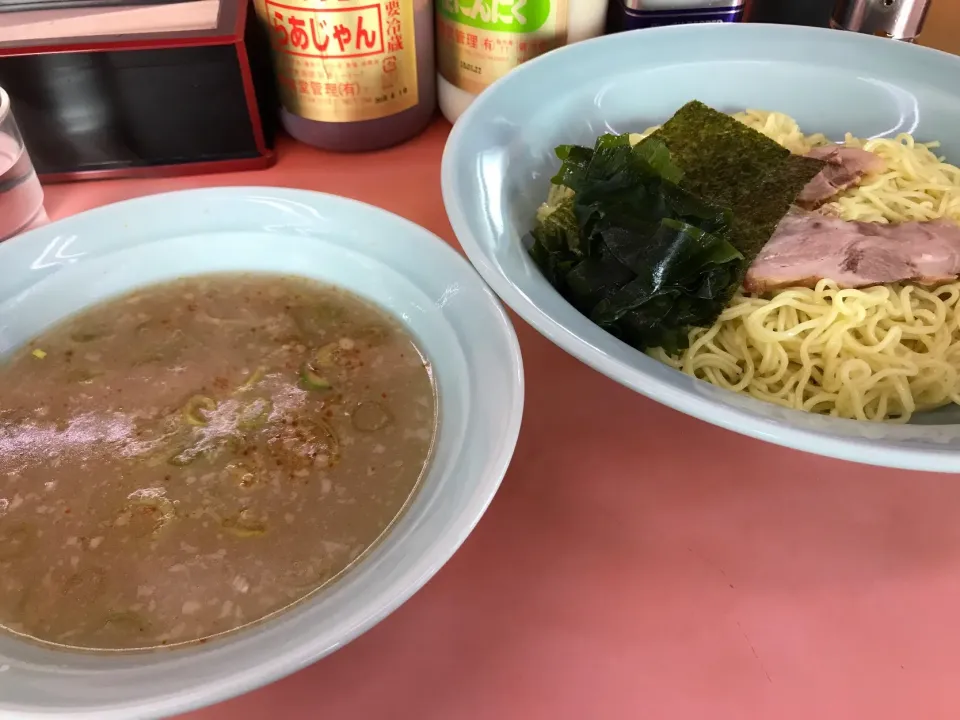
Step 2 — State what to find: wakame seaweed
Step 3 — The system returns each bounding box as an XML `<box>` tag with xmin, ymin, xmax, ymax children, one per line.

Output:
<box><xmin>526</xmin><ymin>101</ymin><xmax>825</xmax><ymax>353</ymax></box>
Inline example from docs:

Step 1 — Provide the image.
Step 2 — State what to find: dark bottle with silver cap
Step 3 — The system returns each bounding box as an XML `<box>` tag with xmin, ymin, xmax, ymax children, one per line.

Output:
<box><xmin>607</xmin><ymin>0</ymin><xmax>746</xmax><ymax>33</ymax></box>
<box><xmin>830</xmin><ymin>0</ymin><xmax>932</xmax><ymax>42</ymax></box>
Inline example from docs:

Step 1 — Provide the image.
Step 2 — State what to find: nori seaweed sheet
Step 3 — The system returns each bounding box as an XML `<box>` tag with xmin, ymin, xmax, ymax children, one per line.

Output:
<box><xmin>652</xmin><ymin>100</ymin><xmax>824</xmax><ymax>263</ymax></box>
<box><xmin>526</xmin><ymin>100</ymin><xmax>827</xmax><ymax>353</ymax></box>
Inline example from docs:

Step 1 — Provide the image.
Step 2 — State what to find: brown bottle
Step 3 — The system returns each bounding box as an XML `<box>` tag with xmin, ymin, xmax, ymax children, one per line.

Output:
<box><xmin>255</xmin><ymin>0</ymin><xmax>436</xmax><ymax>152</ymax></box>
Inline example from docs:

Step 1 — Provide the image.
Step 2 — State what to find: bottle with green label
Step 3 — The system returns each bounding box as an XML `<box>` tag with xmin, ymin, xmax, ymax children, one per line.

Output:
<box><xmin>436</xmin><ymin>0</ymin><xmax>609</xmax><ymax>123</ymax></box>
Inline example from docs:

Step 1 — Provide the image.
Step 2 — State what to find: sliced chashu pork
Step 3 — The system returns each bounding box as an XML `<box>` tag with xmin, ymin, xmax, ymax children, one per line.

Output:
<box><xmin>744</xmin><ymin>208</ymin><xmax>960</xmax><ymax>293</ymax></box>
<box><xmin>796</xmin><ymin>145</ymin><xmax>887</xmax><ymax>208</ymax></box>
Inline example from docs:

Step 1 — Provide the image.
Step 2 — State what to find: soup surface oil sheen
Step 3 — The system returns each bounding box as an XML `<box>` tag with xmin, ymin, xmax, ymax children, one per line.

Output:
<box><xmin>0</xmin><ymin>274</ymin><xmax>437</xmax><ymax>650</ymax></box>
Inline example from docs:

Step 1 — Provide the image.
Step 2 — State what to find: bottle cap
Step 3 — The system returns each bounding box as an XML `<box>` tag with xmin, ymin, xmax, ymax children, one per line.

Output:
<box><xmin>831</xmin><ymin>0</ymin><xmax>931</xmax><ymax>41</ymax></box>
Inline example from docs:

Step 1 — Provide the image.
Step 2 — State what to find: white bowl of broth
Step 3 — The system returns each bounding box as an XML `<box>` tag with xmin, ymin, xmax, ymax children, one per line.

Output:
<box><xmin>0</xmin><ymin>188</ymin><xmax>523</xmax><ymax>718</ymax></box>
<box><xmin>442</xmin><ymin>23</ymin><xmax>960</xmax><ymax>472</ymax></box>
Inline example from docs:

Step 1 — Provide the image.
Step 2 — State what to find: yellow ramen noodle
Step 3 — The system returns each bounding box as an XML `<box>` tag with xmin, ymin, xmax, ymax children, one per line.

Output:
<box><xmin>647</xmin><ymin>111</ymin><xmax>960</xmax><ymax>422</ymax></box>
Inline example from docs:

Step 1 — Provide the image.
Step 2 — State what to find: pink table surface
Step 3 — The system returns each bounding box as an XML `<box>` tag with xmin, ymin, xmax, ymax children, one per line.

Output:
<box><xmin>43</xmin><ymin>123</ymin><xmax>960</xmax><ymax>720</ymax></box>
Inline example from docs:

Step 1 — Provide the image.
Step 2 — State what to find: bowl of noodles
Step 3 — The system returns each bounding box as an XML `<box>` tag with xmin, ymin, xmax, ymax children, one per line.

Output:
<box><xmin>442</xmin><ymin>22</ymin><xmax>960</xmax><ymax>471</ymax></box>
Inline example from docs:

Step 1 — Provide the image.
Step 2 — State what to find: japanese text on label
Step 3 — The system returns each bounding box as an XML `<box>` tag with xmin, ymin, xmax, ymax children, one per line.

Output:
<box><xmin>257</xmin><ymin>0</ymin><xmax>418</xmax><ymax>123</ymax></box>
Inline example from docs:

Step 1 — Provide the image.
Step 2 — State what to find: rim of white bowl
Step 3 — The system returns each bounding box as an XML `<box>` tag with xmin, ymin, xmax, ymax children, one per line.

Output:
<box><xmin>0</xmin><ymin>187</ymin><xmax>526</xmax><ymax>718</ymax></box>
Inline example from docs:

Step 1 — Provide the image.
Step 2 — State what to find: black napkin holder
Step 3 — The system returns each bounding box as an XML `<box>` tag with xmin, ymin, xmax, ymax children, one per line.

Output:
<box><xmin>0</xmin><ymin>0</ymin><xmax>279</xmax><ymax>181</ymax></box>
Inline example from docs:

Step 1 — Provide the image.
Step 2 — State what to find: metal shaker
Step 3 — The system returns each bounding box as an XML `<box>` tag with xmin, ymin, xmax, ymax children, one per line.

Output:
<box><xmin>830</xmin><ymin>0</ymin><xmax>932</xmax><ymax>42</ymax></box>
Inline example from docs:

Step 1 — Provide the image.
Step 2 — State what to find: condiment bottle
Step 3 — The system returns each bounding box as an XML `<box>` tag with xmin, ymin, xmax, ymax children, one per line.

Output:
<box><xmin>830</xmin><ymin>0</ymin><xmax>931</xmax><ymax>42</ymax></box>
<box><xmin>745</xmin><ymin>0</ymin><xmax>835</xmax><ymax>27</ymax></box>
<box><xmin>436</xmin><ymin>0</ymin><xmax>608</xmax><ymax>124</ymax></box>
<box><xmin>255</xmin><ymin>0</ymin><xmax>436</xmax><ymax>152</ymax></box>
<box><xmin>607</xmin><ymin>0</ymin><xmax>746</xmax><ymax>33</ymax></box>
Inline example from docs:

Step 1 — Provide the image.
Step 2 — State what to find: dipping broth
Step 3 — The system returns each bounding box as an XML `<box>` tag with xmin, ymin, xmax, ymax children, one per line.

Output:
<box><xmin>0</xmin><ymin>274</ymin><xmax>437</xmax><ymax>650</ymax></box>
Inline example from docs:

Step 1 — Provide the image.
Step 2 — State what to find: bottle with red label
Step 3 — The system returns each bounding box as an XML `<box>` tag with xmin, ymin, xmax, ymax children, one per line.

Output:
<box><xmin>255</xmin><ymin>0</ymin><xmax>436</xmax><ymax>151</ymax></box>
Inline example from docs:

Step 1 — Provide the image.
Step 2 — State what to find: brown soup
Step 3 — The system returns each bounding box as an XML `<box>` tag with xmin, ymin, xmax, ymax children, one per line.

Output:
<box><xmin>0</xmin><ymin>274</ymin><xmax>436</xmax><ymax>650</ymax></box>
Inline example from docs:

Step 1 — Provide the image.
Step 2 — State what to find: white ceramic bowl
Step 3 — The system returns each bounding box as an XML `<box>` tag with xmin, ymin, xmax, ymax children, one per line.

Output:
<box><xmin>0</xmin><ymin>188</ymin><xmax>524</xmax><ymax>718</ymax></box>
<box><xmin>442</xmin><ymin>23</ymin><xmax>960</xmax><ymax>472</ymax></box>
